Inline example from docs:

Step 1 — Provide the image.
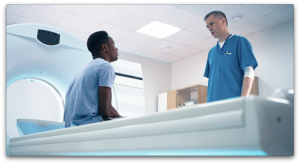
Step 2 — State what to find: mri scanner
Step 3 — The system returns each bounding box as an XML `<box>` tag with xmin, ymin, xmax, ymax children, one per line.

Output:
<box><xmin>7</xmin><ymin>24</ymin><xmax>294</xmax><ymax>156</ymax></box>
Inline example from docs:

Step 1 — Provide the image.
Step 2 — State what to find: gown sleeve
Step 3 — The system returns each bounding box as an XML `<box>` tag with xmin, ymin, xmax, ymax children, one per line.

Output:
<box><xmin>237</xmin><ymin>37</ymin><xmax>258</xmax><ymax>70</ymax></box>
<box><xmin>204</xmin><ymin>54</ymin><xmax>210</xmax><ymax>78</ymax></box>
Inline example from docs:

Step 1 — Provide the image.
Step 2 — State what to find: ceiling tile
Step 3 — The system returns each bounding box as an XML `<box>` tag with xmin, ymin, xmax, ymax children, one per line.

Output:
<box><xmin>146</xmin><ymin>40</ymin><xmax>185</xmax><ymax>53</ymax></box>
<box><xmin>71</xmin><ymin>5</ymin><xmax>121</xmax><ymax>22</ymax></box>
<box><xmin>190</xmin><ymin>38</ymin><xmax>217</xmax><ymax>51</ymax></box>
<box><xmin>223</xmin><ymin>5</ymin><xmax>264</xmax><ymax>27</ymax></box>
<box><xmin>186</xmin><ymin>21</ymin><xmax>235</xmax><ymax>38</ymax></box>
<box><xmin>133</xmin><ymin>48</ymin><xmax>166</xmax><ymax>59</ymax></box>
<box><xmin>237</xmin><ymin>16</ymin><xmax>281</xmax><ymax>33</ymax></box>
<box><xmin>108</xmin><ymin>5</ymin><xmax>129</xmax><ymax>9</ymax></box>
<box><xmin>7</xmin><ymin>5</ymin><xmax>27</xmax><ymax>16</ymax></box>
<box><xmin>242</xmin><ymin>4</ymin><xmax>291</xmax><ymax>15</ymax></box>
<box><xmin>158</xmin><ymin>8</ymin><xmax>203</xmax><ymax>29</ymax></box>
<box><xmin>164</xmin><ymin>30</ymin><xmax>207</xmax><ymax>46</ymax></box>
<box><xmin>119</xmin><ymin>32</ymin><xmax>159</xmax><ymax>47</ymax></box>
<box><xmin>268</xmin><ymin>5</ymin><xmax>294</xmax><ymax>22</ymax></box>
<box><xmin>180</xmin><ymin>4</ymin><xmax>236</xmax><ymax>16</ymax></box>
<box><xmin>170</xmin><ymin>46</ymin><xmax>204</xmax><ymax>58</ymax></box>
<box><xmin>186</xmin><ymin>21</ymin><xmax>212</xmax><ymax>37</ymax></box>
<box><xmin>57</xmin><ymin>14</ymin><xmax>101</xmax><ymax>33</ymax></box>
<box><xmin>124</xmin><ymin>5</ymin><xmax>177</xmax><ymax>20</ymax></box>
<box><xmin>14</xmin><ymin>16</ymin><xmax>54</xmax><ymax>26</ymax></box>
<box><xmin>105</xmin><ymin>11</ymin><xmax>153</xmax><ymax>31</ymax></box>
<box><xmin>157</xmin><ymin>54</ymin><xmax>182</xmax><ymax>63</ymax></box>
<box><xmin>7</xmin><ymin>14</ymin><xmax>18</xmax><ymax>25</ymax></box>
<box><xmin>21</xmin><ymin>5</ymin><xmax>68</xmax><ymax>24</ymax></box>
<box><xmin>230</xmin><ymin>28</ymin><xmax>252</xmax><ymax>37</ymax></box>
<box><xmin>53</xmin><ymin>25</ymin><xmax>87</xmax><ymax>39</ymax></box>
<box><xmin>44</xmin><ymin>5</ymin><xmax>78</xmax><ymax>12</ymax></box>
<box><xmin>115</xmin><ymin>41</ymin><xmax>142</xmax><ymax>53</ymax></box>
<box><xmin>89</xmin><ymin>23</ymin><xmax>133</xmax><ymax>41</ymax></box>
<box><xmin>173</xmin><ymin>5</ymin><xmax>183</xmax><ymax>7</ymax></box>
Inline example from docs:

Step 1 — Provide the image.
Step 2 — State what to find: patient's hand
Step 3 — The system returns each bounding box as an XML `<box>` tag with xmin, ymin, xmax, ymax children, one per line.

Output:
<box><xmin>98</xmin><ymin>86</ymin><xmax>121</xmax><ymax>118</ymax></box>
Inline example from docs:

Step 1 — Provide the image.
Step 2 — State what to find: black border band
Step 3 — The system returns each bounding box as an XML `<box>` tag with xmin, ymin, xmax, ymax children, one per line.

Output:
<box><xmin>115</xmin><ymin>72</ymin><xmax>143</xmax><ymax>80</ymax></box>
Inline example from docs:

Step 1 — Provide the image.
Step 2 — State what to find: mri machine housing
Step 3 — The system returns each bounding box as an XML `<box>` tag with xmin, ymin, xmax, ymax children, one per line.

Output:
<box><xmin>7</xmin><ymin>24</ymin><xmax>294</xmax><ymax>156</ymax></box>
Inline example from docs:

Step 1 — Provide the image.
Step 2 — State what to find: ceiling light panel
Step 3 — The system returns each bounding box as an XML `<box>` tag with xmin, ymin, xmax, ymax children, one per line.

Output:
<box><xmin>21</xmin><ymin>5</ymin><xmax>68</xmax><ymax>24</ymax></box>
<box><xmin>137</xmin><ymin>21</ymin><xmax>181</xmax><ymax>39</ymax></box>
<box><xmin>158</xmin><ymin>8</ymin><xmax>203</xmax><ymax>29</ymax></box>
<box><xmin>71</xmin><ymin>5</ymin><xmax>120</xmax><ymax>22</ymax></box>
<box><xmin>124</xmin><ymin>5</ymin><xmax>177</xmax><ymax>20</ymax></box>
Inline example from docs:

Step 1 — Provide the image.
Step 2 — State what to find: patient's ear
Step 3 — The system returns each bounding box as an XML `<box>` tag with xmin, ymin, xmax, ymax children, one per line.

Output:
<box><xmin>102</xmin><ymin>44</ymin><xmax>109</xmax><ymax>52</ymax></box>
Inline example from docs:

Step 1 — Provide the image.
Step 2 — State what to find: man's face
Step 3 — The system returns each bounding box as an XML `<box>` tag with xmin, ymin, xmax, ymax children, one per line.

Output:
<box><xmin>205</xmin><ymin>14</ymin><xmax>226</xmax><ymax>39</ymax></box>
<box><xmin>107</xmin><ymin>37</ymin><xmax>118</xmax><ymax>62</ymax></box>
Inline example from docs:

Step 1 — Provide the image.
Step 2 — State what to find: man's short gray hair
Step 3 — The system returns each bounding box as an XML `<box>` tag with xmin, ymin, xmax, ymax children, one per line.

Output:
<box><xmin>204</xmin><ymin>11</ymin><xmax>228</xmax><ymax>27</ymax></box>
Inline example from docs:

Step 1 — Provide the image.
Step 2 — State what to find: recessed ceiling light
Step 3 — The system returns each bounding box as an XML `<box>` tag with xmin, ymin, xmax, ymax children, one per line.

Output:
<box><xmin>137</xmin><ymin>21</ymin><xmax>181</xmax><ymax>39</ymax></box>
<box><xmin>160</xmin><ymin>45</ymin><xmax>171</xmax><ymax>50</ymax></box>
<box><xmin>231</xmin><ymin>15</ymin><xmax>244</xmax><ymax>21</ymax></box>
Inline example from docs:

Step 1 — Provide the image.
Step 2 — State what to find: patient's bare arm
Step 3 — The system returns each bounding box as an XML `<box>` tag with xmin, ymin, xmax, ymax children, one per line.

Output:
<box><xmin>98</xmin><ymin>86</ymin><xmax>121</xmax><ymax>118</ymax></box>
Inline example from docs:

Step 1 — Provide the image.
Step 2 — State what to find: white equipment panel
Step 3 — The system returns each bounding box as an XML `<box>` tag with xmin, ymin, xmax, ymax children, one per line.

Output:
<box><xmin>9</xmin><ymin>96</ymin><xmax>293</xmax><ymax>156</ymax></box>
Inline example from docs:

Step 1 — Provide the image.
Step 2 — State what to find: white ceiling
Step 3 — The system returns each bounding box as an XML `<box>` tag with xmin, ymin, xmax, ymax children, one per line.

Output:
<box><xmin>6</xmin><ymin>4</ymin><xmax>294</xmax><ymax>63</ymax></box>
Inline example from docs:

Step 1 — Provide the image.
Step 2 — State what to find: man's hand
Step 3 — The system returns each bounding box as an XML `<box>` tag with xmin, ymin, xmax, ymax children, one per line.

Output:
<box><xmin>241</xmin><ymin>77</ymin><xmax>253</xmax><ymax>97</ymax></box>
<box><xmin>98</xmin><ymin>86</ymin><xmax>121</xmax><ymax>118</ymax></box>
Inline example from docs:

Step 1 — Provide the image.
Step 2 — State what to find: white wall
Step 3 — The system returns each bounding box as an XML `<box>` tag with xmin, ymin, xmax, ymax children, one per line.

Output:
<box><xmin>171</xmin><ymin>20</ymin><xmax>294</xmax><ymax>97</ymax></box>
<box><xmin>7</xmin><ymin>80</ymin><xmax>61</xmax><ymax>138</ymax></box>
<box><xmin>171</xmin><ymin>51</ymin><xmax>209</xmax><ymax>90</ymax></box>
<box><xmin>247</xmin><ymin>20</ymin><xmax>294</xmax><ymax>97</ymax></box>
<box><xmin>118</xmin><ymin>51</ymin><xmax>172</xmax><ymax>114</ymax></box>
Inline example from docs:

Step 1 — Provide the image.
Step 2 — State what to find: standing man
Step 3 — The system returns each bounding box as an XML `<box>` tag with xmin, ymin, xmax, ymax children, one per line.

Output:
<box><xmin>203</xmin><ymin>11</ymin><xmax>258</xmax><ymax>102</ymax></box>
<box><xmin>64</xmin><ymin>31</ymin><xmax>121</xmax><ymax>128</ymax></box>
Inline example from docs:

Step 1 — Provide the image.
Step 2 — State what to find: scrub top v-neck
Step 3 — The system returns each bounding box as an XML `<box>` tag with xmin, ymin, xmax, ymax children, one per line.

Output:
<box><xmin>204</xmin><ymin>35</ymin><xmax>258</xmax><ymax>103</ymax></box>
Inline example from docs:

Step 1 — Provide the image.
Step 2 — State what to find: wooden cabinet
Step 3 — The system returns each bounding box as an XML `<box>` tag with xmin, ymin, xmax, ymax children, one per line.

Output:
<box><xmin>167</xmin><ymin>90</ymin><xmax>177</xmax><ymax>110</ymax></box>
<box><xmin>166</xmin><ymin>85</ymin><xmax>207</xmax><ymax>110</ymax></box>
<box><xmin>158</xmin><ymin>77</ymin><xmax>259</xmax><ymax>112</ymax></box>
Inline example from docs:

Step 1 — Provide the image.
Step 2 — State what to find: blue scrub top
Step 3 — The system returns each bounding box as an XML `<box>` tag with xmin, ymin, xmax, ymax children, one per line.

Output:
<box><xmin>204</xmin><ymin>35</ymin><xmax>258</xmax><ymax>102</ymax></box>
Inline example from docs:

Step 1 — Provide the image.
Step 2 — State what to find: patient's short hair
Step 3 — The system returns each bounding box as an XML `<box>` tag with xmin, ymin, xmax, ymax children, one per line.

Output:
<box><xmin>87</xmin><ymin>31</ymin><xmax>109</xmax><ymax>56</ymax></box>
<box><xmin>204</xmin><ymin>11</ymin><xmax>228</xmax><ymax>27</ymax></box>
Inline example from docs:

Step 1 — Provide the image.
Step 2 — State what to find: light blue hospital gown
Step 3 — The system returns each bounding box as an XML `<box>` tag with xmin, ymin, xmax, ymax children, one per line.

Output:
<box><xmin>64</xmin><ymin>58</ymin><xmax>115</xmax><ymax>127</ymax></box>
<box><xmin>204</xmin><ymin>35</ymin><xmax>258</xmax><ymax>102</ymax></box>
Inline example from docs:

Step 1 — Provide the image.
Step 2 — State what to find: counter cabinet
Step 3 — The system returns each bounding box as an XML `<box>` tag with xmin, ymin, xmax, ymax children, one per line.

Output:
<box><xmin>158</xmin><ymin>76</ymin><xmax>258</xmax><ymax>112</ymax></box>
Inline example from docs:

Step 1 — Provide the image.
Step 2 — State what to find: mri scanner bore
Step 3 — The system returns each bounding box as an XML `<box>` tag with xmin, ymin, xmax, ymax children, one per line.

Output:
<box><xmin>7</xmin><ymin>24</ymin><xmax>145</xmax><ymax>135</ymax></box>
<box><xmin>6</xmin><ymin>24</ymin><xmax>293</xmax><ymax>156</ymax></box>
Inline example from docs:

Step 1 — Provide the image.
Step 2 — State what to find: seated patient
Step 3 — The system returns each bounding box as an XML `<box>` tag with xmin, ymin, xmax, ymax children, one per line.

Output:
<box><xmin>64</xmin><ymin>31</ymin><xmax>121</xmax><ymax>128</ymax></box>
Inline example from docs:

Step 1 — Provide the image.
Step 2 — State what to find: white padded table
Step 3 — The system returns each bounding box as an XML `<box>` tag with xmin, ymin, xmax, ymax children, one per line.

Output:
<box><xmin>9</xmin><ymin>96</ymin><xmax>293</xmax><ymax>156</ymax></box>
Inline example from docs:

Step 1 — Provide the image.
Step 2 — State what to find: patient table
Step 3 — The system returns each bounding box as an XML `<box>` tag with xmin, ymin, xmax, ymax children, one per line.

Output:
<box><xmin>9</xmin><ymin>96</ymin><xmax>293</xmax><ymax>156</ymax></box>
